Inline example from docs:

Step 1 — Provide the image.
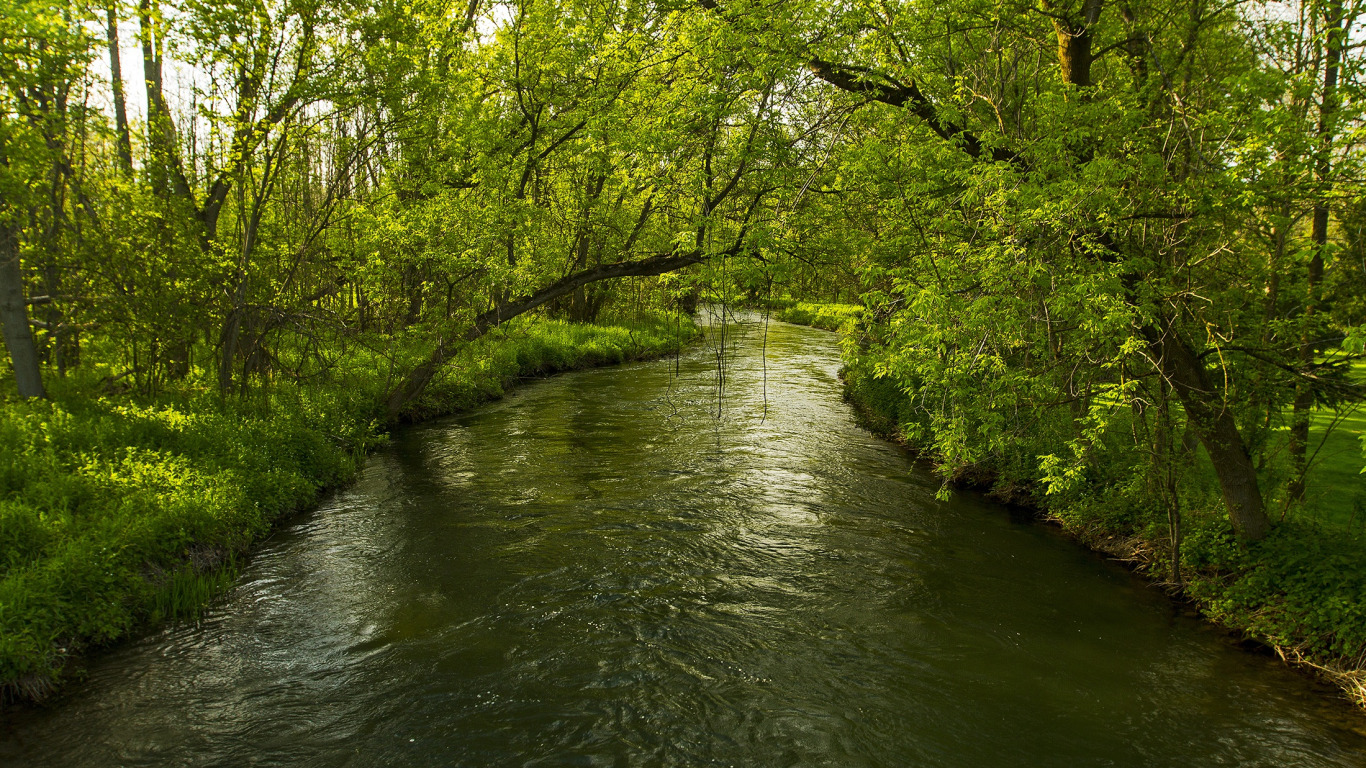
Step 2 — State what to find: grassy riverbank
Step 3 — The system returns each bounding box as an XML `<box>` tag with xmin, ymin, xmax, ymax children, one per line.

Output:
<box><xmin>778</xmin><ymin>303</ymin><xmax>1366</xmax><ymax>706</ymax></box>
<box><xmin>0</xmin><ymin>315</ymin><xmax>698</xmax><ymax>703</ymax></box>
<box><xmin>773</xmin><ymin>302</ymin><xmax>863</xmax><ymax>333</ymax></box>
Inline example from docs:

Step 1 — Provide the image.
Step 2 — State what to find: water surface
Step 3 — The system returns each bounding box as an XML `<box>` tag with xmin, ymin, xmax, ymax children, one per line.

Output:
<box><xmin>4</xmin><ymin>314</ymin><xmax>1365</xmax><ymax>767</ymax></box>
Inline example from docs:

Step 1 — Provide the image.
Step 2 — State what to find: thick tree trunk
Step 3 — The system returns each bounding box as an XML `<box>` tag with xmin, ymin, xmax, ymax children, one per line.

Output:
<box><xmin>0</xmin><ymin>224</ymin><xmax>46</xmax><ymax>399</ymax></box>
<box><xmin>1144</xmin><ymin>323</ymin><xmax>1270</xmax><ymax>541</ymax></box>
<box><xmin>1041</xmin><ymin>0</ymin><xmax>1103</xmax><ymax>87</ymax></box>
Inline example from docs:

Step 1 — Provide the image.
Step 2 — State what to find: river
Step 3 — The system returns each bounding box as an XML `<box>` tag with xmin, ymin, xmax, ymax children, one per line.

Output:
<box><xmin>3</xmin><ymin>313</ymin><xmax>1365</xmax><ymax>767</ymax></box>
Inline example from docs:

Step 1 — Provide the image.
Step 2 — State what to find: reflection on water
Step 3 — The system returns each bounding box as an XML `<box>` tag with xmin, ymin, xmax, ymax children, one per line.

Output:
<box><xmin>4</xmin><ymin>312</ymin><xmax>1366</xmax><ymax>767</ymax></box>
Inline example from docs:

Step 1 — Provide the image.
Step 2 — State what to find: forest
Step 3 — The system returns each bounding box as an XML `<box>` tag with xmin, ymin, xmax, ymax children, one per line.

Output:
<box><xmin>3</xmin><ymin>0</ymin><xmax>1366</xmax><ymax>722</ymax></box>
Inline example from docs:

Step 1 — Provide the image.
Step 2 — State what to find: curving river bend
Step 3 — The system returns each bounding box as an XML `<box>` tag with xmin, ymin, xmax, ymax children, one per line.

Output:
<box><xmin>4</xmin><ymin>314</ymin><xmax>1366</xmax><ymax>767</ymax></box>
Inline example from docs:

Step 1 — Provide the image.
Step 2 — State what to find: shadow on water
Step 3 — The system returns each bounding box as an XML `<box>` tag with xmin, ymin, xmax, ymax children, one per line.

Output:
<box><xmin>4</xmin><ymin>311</ymin><xmax>1366</xmax><ymax>767</ymax></box>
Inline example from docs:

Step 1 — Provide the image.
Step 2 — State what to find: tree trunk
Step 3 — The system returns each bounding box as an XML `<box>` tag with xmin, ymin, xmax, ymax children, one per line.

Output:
<box><xmin>403</xmin><ymin>265</ymin><xmax>425</xmax><ymax>327</ymax></box>
<box><xmin>1289</xmin><ymin>0</ymin><xmax>1344</xmax><ymax>501</ymax></box>
<box><xmin>106</xmin><ymin>4</ymin><xmax>133</xmax><ymax>175</ymax></box>
<box><xmin>1041</xmin><ymin>0</ymin><xmax>1103</xmax><ymax>87</ymax></box>
<box><xmin>0</xmin><ymin>224</ymin><xmax>46</xmax><ymax>399</ymax></box>
<box><xmin>1156</xmin><ymin>381</ymin><xmax>1184</xmax><ymax>586</ymax></box>
<box><xmin>138</xmin><ymin>0</ymin><xmax>191</xmax><ymax>200</ymax></box>
<box><xmin>1144</xmin><ymin>323</ymin><xmax>1270</xmax><ymax>541</ymax></box>
<box><xmin>218</xmin><ymin>303</ymin><xmax>243</xmax><ymax>393</ymax></box>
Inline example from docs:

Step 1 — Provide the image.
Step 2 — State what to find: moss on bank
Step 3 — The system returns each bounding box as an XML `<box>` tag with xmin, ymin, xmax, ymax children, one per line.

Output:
<box><xmin>0</xmin><ymin>315</ymin><xmax>698</xmax><ymax>703</ymax></box>
<box><xmin>788</xmin><ymin>303</ymin><xmax>1366</xmax><ymax>708</ymax></box>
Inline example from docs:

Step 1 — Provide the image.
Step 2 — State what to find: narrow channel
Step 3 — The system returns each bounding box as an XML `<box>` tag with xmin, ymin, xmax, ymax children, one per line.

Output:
<box><xmin>4</xmin><ymin>315</ymin><xmax>1365</xmax><ymax>767</ymax></box>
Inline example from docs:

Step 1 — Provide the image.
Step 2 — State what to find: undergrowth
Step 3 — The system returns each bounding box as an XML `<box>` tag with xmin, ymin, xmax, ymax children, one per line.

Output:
<box><xmin>775</xmin><ymin>302</ymin><xmax>863</xmax><ymax>332</ymax></box>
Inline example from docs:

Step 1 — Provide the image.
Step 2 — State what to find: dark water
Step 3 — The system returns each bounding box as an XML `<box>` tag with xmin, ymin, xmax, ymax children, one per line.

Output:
<box><xmin>5</xmin><ymin>314</ymin><xmax>1366</xmax><ymax>767</ymax></box>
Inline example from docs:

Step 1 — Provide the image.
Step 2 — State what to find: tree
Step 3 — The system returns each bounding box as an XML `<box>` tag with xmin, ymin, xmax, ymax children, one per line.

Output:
<box><xmin>0</xmin><ymin>0</ymin><xmax>95</xmax><ymax>399</ymax></box>
<box><xmin>697</xmin><ymin>0</ymin><xmax>1362</xmax><ymax>539</ymax></box>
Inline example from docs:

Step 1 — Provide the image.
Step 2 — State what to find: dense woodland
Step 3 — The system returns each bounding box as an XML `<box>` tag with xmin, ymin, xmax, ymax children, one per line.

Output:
<box><xmin>3</xmin><ymin>0</ymin><xmax>1366</xmax><ymax>701</ymax></box>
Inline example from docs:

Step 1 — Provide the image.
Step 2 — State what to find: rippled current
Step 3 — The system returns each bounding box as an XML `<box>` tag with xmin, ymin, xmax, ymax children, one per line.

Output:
<box><xmin>4</xmin><ymin>313</ymin><xmax>1366</xmax><ymax>767</ymax></box>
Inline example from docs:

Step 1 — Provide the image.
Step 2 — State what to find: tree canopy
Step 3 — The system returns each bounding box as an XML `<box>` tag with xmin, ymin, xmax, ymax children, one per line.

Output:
<box><xmin>2</xmin><ymin>0</ymin><xmax>1364</xmax><ymax>542</ymax></box>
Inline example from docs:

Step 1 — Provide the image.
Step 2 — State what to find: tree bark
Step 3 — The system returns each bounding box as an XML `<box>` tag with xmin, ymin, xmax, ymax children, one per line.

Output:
<box><xmin>1144</xmin><ymin>323</ymin><xmax>1270</xmax><ymax>540</ymax></box>
<box><xmin>0</xmin><ymin>223</ymin><xmax>46</xmax><ymax>399</ymax></box>
<box><xmin>1289</xmin><ymin>0</ymin><xmax>1344</xmax><ymax>501</ymax></box>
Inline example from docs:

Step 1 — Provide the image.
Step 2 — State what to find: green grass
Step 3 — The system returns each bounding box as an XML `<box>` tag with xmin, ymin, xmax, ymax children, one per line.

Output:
<box><xmin>1301</xmin><ymin>404</ymin><xmax>1366</xmax><ymax>530</ymax></box>
<box><xmin>775</xmin><ymin>302</ymin><xmax>863</xmax><ymax>332</ymax></box>
<box><xmin>1298</xmin><ymin>359</ymin><xmax>1366</xmax><ymax>529</ymax></box>
<box><xmin>0</xmin><ymin>314</ymin><xmax>698</xmax><ymax>701</ymax></box>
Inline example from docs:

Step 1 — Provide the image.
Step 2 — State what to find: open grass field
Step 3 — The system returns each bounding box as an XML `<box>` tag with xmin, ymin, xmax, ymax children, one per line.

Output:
<box><xmin>1299</xmin><ymin>363</ymin><xmax>1366</xmax><ymax>530</ymax></box>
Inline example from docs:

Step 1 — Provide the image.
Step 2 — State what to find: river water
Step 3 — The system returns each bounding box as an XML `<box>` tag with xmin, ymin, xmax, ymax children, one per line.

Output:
<box><xmin>4</xmin><ymin>314</ymin><xmax>1366</xmax><ymax>767</ymax></box>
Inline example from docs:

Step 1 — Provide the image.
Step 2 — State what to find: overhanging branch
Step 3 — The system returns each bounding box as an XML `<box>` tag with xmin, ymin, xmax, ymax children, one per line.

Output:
<box><xmin>382</xmin><ymin>247</ymin><xmax>722</xmax><ymax>421</ymax></box>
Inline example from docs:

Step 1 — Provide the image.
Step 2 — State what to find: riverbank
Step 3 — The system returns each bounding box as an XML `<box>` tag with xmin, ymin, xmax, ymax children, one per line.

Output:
<box><xmin>0</xmin><ymin>314</ymin><xmax>699</xmax><ymax>705</ymax></box>
<box><xmin>773</xmin><ymin>302</ymin><xmax>862</xmax><ymax>333</ymax></box>
<box><xmin>774</xmin><ymin>303</ymin><xmax>1366</xmax><ymax>708</ymax></box>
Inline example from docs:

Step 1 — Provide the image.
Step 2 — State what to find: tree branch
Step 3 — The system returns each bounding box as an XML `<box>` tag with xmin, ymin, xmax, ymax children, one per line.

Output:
<box><xmin>382</xmin><ymin>248</ymin><xmax>720</xmax><ymax>421</ymax></box>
